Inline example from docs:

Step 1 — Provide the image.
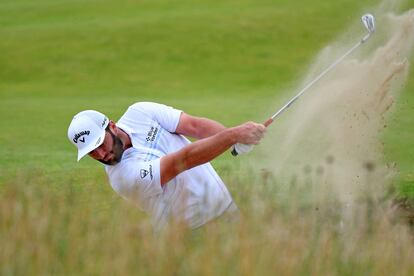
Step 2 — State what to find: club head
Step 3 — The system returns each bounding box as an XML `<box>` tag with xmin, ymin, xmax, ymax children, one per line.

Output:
<box><xmin>362</xmin><ymin>14</ymin><xmax>375</xmax><ymax>33</ymax></box>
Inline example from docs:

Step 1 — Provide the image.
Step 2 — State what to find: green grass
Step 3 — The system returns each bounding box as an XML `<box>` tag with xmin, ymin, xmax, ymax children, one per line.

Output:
<box><xmin>1</xmin><ymin>0</ymin><xmax>412</xmax><ymax>188</ymax></box>
<box><xmin>1</xmin><ymin>0</ymin><xmax>406</xmax><ymax>165</ymax></box>
<box><xmin>1</xmin><ymin>0</ymin><xmax>414</xmax><ymax>274</ymax></box>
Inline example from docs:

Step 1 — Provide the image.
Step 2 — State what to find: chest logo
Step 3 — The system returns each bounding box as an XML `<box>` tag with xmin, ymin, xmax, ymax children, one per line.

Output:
<box><xmin>140</xmin><ymin>165</ymin><xmax>153</xmax><ymax>180</ymax></box>
<box><xmin>146</xmin><ymin>126</ymin><xmax>159</xmax><ymax>142</ymax></box>
<box><xmin>140</xmin><ymin>169</ymin><xmax>149</xmax><ymax>178</ymax></box>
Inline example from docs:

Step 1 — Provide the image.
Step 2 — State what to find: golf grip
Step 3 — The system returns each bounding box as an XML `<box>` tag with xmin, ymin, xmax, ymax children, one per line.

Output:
<box><xmin>231</xmin><ymin>118</ymin><xmax>274</xmax><ymax>156</ymax></box>
<box><xmin>263</xmin><ymin>118</ymin><xmax>273</xmax><ymax>127</ymax></box>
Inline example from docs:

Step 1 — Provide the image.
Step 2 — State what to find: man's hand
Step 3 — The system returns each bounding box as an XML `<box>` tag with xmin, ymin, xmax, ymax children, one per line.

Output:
<box><xmin>232</xmin><ymin>122</ymin><xmax>266</xmax><ymax>145</ymax></box>
<box><xmin>230</xmin><ymin>122</ymin><xmax>265</xmax><ymax>156</ymax></box>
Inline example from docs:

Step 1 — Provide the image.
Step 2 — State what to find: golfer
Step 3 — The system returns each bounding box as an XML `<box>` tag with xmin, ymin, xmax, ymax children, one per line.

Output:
<box><xmin>68</xmin><ymin>102</ymin><xmax>265</xmax><ymax>232</ymax></box>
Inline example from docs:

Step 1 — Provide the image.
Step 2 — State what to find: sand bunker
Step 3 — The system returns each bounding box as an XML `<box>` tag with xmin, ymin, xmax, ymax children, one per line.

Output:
<box><xmin>259</xmin><ymin>8</ymin><xmax>414</xmax><ymax>208</ymax></box>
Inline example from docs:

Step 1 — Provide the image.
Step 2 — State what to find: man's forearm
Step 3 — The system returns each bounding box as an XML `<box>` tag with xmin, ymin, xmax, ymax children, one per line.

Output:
<box><xmin>180</xmin><ymin>128</ymin><xmax>236</xmax><ymax>169</ymax></box>
<box><xmin>180</xmin><ymin>121</ymin><xmax>265</xmax><ymax>169</ymax></box>
<box><xmin>191</xmin><ymin>117</ymin><xmax>226</xmax><ymax>139</ymax></box>
<box><xmin>161</xmin><ymin>121</ymin><xmax>265</xmax><ymax>185</ymax></box>
<box><xmin>160</xmin><ymin>128</ymin><xmax>236</xmax><ymax>184</ymax></box>
<box><xmin>175</xmin><ymin>113</ymin><xmax>226</xmax><ymax>140</ymax></box>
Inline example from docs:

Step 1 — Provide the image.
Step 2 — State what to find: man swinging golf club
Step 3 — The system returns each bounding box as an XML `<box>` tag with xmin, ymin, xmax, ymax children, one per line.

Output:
<box><xmin>68</xmin><ymin>13</ymin><xmax>374</xmax><ymax>232</ymax></box>
<box><xmin>68</xmin><ymin>102</ymin><xmax>266</xmax><ymax>232</ymax></box>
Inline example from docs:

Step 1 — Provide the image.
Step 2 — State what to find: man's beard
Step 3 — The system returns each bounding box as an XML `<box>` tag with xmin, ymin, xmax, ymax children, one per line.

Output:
<box><xmin>98</xmin><ymin>129</ymin><xmax>125</xmax><ymax>166</ymax></box>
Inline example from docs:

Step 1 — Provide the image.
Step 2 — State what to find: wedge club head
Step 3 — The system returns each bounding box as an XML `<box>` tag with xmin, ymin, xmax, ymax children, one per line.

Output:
<box><xmin>362</xmin><ymin>14</ymin><xmax>375</xmax><ymax>34</ymax></box>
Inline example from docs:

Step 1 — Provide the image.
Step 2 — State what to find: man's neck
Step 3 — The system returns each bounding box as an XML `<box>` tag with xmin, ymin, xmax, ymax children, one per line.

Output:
<box><xmin>117</xmin><ymin>127</ymin><xmax>132</xmax><ymax>150</ymax></box>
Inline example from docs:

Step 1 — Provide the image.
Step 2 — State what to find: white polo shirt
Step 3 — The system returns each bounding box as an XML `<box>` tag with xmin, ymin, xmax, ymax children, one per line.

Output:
<box><xmin>104</xmin><ymin>102</ymin><xmax>233</xmax><ymax>232</ymax></box>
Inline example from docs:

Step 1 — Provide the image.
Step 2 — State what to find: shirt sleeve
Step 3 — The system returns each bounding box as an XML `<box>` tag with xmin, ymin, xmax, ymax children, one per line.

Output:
<box><xmin>128</xmin><ymin>102</ymin><xmax>182</xmax><ymax>132</ymax></box>
<box><xmin>109</xmin><ymin>158</ymin><xmax>163</xmax><ymax>206</ymax></box>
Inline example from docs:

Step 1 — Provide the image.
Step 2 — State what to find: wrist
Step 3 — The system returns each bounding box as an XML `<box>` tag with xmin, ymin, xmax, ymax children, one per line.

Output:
<box><xmin>226</xmin><ymin>127</ymin><xmax>239</xmax><ymax>145</ymax></box>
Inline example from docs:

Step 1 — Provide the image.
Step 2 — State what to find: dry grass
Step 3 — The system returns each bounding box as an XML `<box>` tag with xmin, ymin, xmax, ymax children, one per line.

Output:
<box><xmin>1</xmin><ymin>168</ymin><xmax>414</xmax><ymax>275</ymax></box>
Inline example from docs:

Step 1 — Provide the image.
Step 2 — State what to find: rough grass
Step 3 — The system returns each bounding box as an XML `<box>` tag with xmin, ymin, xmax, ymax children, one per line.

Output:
<box><xmin>1</xmin><ymin>168</ymin><xmax>414</xmax><ymax>275</ymax></box>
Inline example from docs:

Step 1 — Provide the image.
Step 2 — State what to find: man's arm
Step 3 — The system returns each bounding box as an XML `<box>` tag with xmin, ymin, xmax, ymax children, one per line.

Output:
<box><xmin>175</xmin><ymin>113</ymin><xmax>226</xmax><ymax>139</ymax></box>
<box><xmin>160</xmin><ymin>122</ymin><xmax>265</xmax><ymax>185</ymax></box>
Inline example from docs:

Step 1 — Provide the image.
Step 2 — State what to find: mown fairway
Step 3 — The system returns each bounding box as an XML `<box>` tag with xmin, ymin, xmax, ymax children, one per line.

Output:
<box><xmin>1</xmin><ymin>0</ymin><xmax>413</xmax><ymax>177</ymax></box>
<box><xmin>1</xmin><ymin>0</ymin><xmax>414</xmax><ymax>274</ymax></box>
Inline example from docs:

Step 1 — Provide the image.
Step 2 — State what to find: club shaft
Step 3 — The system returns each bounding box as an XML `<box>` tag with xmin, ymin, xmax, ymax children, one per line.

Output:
<box><xmin>264</xmin><ymin>33</ymin><xmax>371</xmax><ymax>127</ymax></box>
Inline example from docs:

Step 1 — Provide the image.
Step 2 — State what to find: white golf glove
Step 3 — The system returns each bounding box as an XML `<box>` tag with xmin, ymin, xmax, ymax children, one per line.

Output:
<box><xmin>231</xmin><ymin>143</ymin><xmax>253</xmax><ymax>156</ymax></box>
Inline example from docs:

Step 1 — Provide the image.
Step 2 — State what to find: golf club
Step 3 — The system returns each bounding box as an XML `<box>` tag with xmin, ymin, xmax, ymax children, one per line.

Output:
<box><xmin>232</xmin><ymin>14</ymin><xmax>376</xmax><ymax>156</ymax></box>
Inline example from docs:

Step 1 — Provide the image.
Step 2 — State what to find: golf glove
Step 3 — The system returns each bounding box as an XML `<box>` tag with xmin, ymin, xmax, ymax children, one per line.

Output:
<box><xmin>231</xmin><ymin>143</ymin><xmax>253</xmax><ymax>156</ymax></box>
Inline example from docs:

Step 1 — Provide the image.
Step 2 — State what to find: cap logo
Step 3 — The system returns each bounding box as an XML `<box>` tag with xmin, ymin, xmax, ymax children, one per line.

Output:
<box><xmin>102</xmin><ymin>117</ymin><xmax>107</xmax><ymax>127</ymax></box>
<box><xmin>73</xmin><ymin>130</ymin><xmax>90</xmax><ymax>143</ymax></box>
<box><xmin>95</xmin><ymin>137</ymin><xmax>102</xmax><ymax>146</ymax></box>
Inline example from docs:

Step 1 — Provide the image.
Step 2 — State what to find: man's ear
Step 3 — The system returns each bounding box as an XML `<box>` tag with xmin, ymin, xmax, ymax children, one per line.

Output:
<box><xmin>108</xmin><ymin>120</ymin><xmax>116</xmax><ymax>132</ymax></box>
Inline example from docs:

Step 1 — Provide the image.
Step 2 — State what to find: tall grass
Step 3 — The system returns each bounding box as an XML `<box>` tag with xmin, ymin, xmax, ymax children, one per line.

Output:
<box><xmin>1</xmin><ymin>167</ymin><xmax>413</xmax><ymax>275</ymax></box>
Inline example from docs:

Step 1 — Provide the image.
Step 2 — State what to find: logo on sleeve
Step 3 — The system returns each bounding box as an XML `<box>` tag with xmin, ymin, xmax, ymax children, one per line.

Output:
<box><xmin>140</xmin><ymin>165</ymin><xmax>153</xmax><ymax>180</ymax></box>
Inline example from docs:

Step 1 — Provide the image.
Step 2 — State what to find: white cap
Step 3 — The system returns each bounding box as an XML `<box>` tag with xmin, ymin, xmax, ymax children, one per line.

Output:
<box><xmin>67</xmin><ymin>110</ymin><xmax>109</xmax><ymax>161</ymax></box>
